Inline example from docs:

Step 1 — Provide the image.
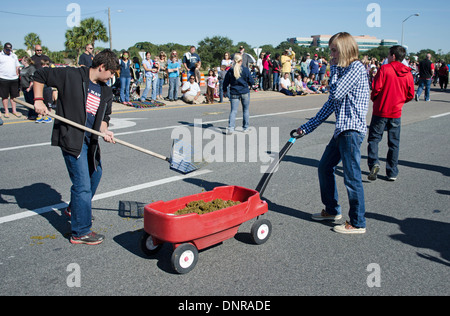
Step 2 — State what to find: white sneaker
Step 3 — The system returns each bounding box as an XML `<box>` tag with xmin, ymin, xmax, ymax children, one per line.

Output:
<box><xmin>333</xmin><ymin>221</ymin><xmax>366</xmax><ymax>234</ymax></box>
<box><xmin>311</xmin><ymin>209</ymin><xmax>342</xmax><ymax>221</ymax></box>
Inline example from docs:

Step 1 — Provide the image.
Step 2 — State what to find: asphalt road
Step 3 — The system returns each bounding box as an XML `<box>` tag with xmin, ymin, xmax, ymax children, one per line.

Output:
<box><xmin>0</xmin><ymin>86</ymin><xmax>449</xmax><ymax>297</ymax></box>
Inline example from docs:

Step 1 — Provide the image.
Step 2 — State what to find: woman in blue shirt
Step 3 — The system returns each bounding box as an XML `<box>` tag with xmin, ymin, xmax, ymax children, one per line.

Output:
<box><xmin>297</xmin><ymin>32</ymin><xmax>370</xmax><ymax>234</ymax></box>
<box><xmin>119</xmin><ymin>51</ymin><xmax>132</xmax><ymax>105</ymax></box>
<box><xmin>223</xmin><ymin>53</ymin><xmax>255</xmax><ymax>134</ymax></box>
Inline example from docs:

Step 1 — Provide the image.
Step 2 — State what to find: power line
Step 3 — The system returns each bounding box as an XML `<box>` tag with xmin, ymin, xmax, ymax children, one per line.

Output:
<box><xmin>0</xmin><ymin>9</ymin><xmax>106</xmax><ymax>18</ymax></box>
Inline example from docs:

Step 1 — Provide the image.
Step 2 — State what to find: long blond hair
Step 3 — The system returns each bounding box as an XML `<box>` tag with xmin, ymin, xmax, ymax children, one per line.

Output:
<box><xmin>233</xmin><ymin>53</ymin><xmax>243</xmax><ymax>79</ymax></box>
<box><xmin>329</xmin><ymin>32</ymin><xmax>359</xmax><ymax>68</ymax></box>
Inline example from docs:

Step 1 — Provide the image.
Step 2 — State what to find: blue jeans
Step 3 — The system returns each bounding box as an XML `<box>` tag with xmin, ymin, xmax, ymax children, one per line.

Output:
<box><xmin>228</xmin><ymin>93</ymin><xmax>250</xmax><ymax>131</ymax></box>
<box><xmin>156</xmin><ymin>77</ymin><xmax>164</xmax><ymax>96</ymax></box>
<box><xmin>120</xmin><ymin>76</ymin><xmax>131</xmax><ymax>102</ymax></box>
<box><xmin>367</xmin><ymin>115</ymin><xmax>401</xmax><ymax>178</ymax></box>
<box><xmin>273</xmin><ymin>72</ymin><xmax>280</xmax><ymax>90</ymax></box>
<box><xmin>318</xmin><ymin>131</ymin><xmax>366</xmax><ymax>228</ymax></box>
<box><xmin>416</xmin><ymin>78</ymin><xmax>432</xmax><ymax>101</ymax></box>
<box><xmin>168</xmin><ymin>76</ymin><xmax>178</xmax><ymax>101</ymax></box>
<box><xmin>141</xmin><ymin>75</ymin><xmax>157</xmax><ymax>101</ymax></box>
<box><xmin>62</xmin><ymin>141</ymin><xmax>102</xmax><ymax>237</ymax></box>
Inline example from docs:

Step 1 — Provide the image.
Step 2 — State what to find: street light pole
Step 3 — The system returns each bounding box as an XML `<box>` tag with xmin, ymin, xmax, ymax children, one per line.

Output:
<box><xmin>108</xmin><ymin>7</ymin><xmax>112</xmax><ymax>50</ymax></box>
<box><xmin>401</xmin><ymin>13</ymin><xmax>419</xmax><ymax>47</ymax></box>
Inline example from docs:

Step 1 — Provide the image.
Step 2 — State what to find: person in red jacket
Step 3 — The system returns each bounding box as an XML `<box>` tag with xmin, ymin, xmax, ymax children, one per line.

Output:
<box><xmin>367</xmin><ymin>45</ymin><xmax>414</xmax><ymax>181</ymax></box>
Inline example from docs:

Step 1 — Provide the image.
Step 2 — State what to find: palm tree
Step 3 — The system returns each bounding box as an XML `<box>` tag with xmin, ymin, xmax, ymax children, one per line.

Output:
<box><xmin>24</xmin><ymin>33</ymin><xmax>41</xmax><ymax>52</ymax></box>
<box><xmin>64</xmin><ymin>17</ymin><xmax>109</xmax><ymax>65</ymax></box>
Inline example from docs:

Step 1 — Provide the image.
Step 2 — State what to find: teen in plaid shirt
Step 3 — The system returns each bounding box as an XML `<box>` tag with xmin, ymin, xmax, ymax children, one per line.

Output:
<box><xmin>298</xmin><ymin>32</ymin><xmax>370</xmax><ymax>234</ymax></box>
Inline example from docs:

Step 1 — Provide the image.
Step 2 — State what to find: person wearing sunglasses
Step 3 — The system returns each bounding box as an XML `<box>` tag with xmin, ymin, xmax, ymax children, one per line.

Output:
<box><xmin>79</xmin><ymin>44</ymin><xmax>94</xmax><ymax>68</ymax></box>
<box><xmin>31</xmin><ymin>45</ymin><xmax>52</xmax><ymax>69</ymax></box>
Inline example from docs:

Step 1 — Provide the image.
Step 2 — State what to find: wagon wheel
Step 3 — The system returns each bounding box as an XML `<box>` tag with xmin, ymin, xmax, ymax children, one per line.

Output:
<box><xmin>171</xmin><ymin>243</ymin><xmax>198</xmax><ymax>274</ymax></box>
<box><xmin>250</xmin><ymin>218</ymin><xmax>272</xmax><ymax>245</ymax></box>
<box><xmin>140</xmin><ymin>232</ymin><xmax>163</xmax><ymax>256</ymax></box>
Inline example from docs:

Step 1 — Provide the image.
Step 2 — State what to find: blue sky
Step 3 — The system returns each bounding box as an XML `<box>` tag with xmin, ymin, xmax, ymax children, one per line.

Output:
<box><xmin>1</xmin><ymin>0</ymin><xmax>449</xmax><ymax>54</ymax></box>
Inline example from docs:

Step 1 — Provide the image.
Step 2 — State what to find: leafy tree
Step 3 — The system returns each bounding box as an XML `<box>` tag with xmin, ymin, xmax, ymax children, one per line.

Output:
<box><xmin>64</xmin><ymin>17</ymin><xmax>108</xmax><ymax>65</ymax></box>
<box><xmin>197</xmin><ymin>36</ymin><xmax>234</xmax><ymax>69</ymax></box>
<box><xmin>24</xmin><ymin>33</ymin><xmax>41</xmax><ymax>52</ymax></box>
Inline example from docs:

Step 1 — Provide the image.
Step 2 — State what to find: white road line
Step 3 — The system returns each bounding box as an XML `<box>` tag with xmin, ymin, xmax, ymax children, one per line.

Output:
<box><xmin>0</xmin><ymin>107</ymin><xmax>321</xmax><ymax>152</ymax></box>
<box><xmin>430</xmin><ymin>112</ymin><xmax>450</xmax><ymax>118</ymax></box>
<box><xmin>0</xmin><ymin>169</ymin><xmax>213</xmax><ymax>225</ymax></box>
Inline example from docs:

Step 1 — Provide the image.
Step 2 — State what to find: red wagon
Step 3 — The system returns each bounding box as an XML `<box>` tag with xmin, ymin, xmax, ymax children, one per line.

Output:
<box><xmin>141</xmin><ymin>186</ymin><xmax>270</xmax><ymax>274</ymax></box>
<box><xmin>140</xmin><ymin>130</ymin><xmax>302</xmax><ymax>274</ymax></box>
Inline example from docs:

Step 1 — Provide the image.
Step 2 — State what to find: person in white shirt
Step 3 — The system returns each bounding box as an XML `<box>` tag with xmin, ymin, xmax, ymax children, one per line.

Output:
<box><xmin>181</xmin><ymin>75</ymin><xmax>205</xmax><ymax>104</ymax></box>
<box><xmin>279</xmin><ymin>72</ymin><xmax>294</xmax><ymax>96</ymax></box>
<box><xmin>0</xmin><ymin>42</ymin><xmax>22</xmax><ymax>118</ymax></box>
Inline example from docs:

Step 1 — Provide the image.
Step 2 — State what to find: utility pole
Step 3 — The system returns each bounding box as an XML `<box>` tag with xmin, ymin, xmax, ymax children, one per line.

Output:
<box><xmin>108</xmin><ymin>7</ymin><xmax>112</xmax><ymax>50</ymax></box>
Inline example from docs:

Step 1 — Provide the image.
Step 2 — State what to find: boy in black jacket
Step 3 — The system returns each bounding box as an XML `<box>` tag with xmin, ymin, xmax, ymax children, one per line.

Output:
<box><xmin>33</xmin><ymin>50</ymin><xmax>119</xmax><ymax>245</ymax></box>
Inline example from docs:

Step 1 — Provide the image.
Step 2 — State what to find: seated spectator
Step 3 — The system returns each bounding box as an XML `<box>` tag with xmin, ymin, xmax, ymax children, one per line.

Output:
<box><xmin>302</xmin><ymin>76</ymin><xmax>317</xmax><ymax>94</ymax></box>
<box><xmin>181</xmin><ymin>75</ymin><xmax>205</xmax><ymax>104</ymax></box>
<box><xmin>319</xmin><ymin>79</ymin><xmax>329</xmax><ymax>93</ymax></box>
<box><xmin>280</xmin><ymin>73</ymin><xmax>294</xmax><ymax>96</ymax></box>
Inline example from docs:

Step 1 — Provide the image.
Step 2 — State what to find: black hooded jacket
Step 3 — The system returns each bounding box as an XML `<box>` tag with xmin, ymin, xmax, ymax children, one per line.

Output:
<box><xmin>34</xmin><ymin>66</ymin><xmax>113</xmax><ymax>171</ymax></box>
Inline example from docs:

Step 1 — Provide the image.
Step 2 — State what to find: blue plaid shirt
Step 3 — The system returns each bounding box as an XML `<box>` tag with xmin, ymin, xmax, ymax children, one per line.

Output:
<box><xmin>300</xmin><ymin>61</ymin><xmax>369</xmax><ymax>137</ymax></box>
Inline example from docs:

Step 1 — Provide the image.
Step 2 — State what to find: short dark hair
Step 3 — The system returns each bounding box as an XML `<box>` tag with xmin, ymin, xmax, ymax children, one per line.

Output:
<box><xmin>91</xmin><ymin>49</ymin><xmax>120</xmax><ymax>72</ymax></box>
<box><xmin>389</xmin><ymin>45</ymin><xmax>406</xmax><ymax>62</ymax></box>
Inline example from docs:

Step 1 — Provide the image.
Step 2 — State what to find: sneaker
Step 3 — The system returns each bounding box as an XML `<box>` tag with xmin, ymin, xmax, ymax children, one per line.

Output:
<box><xmin>387</xmin><ymin>176</ymin><xmax>397</xmax><ymax>181</ymax></box>
<box><xmin>226</xmin><ymin>128</ymin><xmax>234</xmax><ymax>135</ymax></box>
<box><xmin>333</xmin><ymin>221</ymin><xmax>366</xmax><ymax>234</ymax></box>
<box><xmin>368</xmin><ymin>164</ymin><xmax>380</xmax><ymax>181</ymax></box>
<box><xmin>35</xmin><ymin>116</ymin><xmax>44</xmax><ymax>123</ymax></box>
<box><xmin>414</xmin><ymin>94</ymin><xmax>418</xmax><ymax>101</ymax></box>
<box><xmin>70</xmin><ymin>232</ymin><xmax>105</xmax><ymax>245</ymax></box>
<box><xmin>311</xmin><ymin>209</ymin><xmax>342</xmax><ymax>221</ymax></box>
<box><xmin>242</xmin><ymin>128</ymin><xmax>250</xmax><ymax>133</ymax></box>
<box><xmin>42</xmin><ymin>116</ymin><xmax>52</xmax><ymax>123</ymax></box>
<box><xmin>64</xmin><ymin>206</ymin><xmax>95</xmax><ymax>221</ymax></box>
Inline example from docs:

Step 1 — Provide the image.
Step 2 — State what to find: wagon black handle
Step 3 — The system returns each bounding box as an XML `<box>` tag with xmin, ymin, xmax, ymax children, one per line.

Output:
<box><xmin>290</xmin><ymin>129</ymin><xmax>304</xmax><ymax>139</ymax></box>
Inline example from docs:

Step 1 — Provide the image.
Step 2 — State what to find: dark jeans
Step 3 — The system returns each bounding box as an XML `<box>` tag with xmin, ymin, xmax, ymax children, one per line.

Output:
<box><xmin>416</xmin><ymin>78</ymin><xmax>432</xmax><ymax>101</ymax></box>
<box><xmin>62</xmin><ymin>141</ymin><xmax>102</xmax><ymax>237</ymax></box>
<box><xmin>318</xmin><ymin>131</ymin><xmax>366</xmax><ymax>228</ymax></box>
<box><xmin>367</xmin><ymin>115</ymin><xmax>401</xmax><ymax>178</ymax></box>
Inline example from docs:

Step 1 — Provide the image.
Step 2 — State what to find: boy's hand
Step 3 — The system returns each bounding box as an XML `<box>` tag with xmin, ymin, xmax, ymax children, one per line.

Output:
<box><xmin>34</xmin><ymin>100</ymin><xmax>49</xmax><ymax>116</ymax></box>
<box><xmin>103</xmin><ymin>130</ymin><xmax>115</xmax><ymax>143</ymax></box>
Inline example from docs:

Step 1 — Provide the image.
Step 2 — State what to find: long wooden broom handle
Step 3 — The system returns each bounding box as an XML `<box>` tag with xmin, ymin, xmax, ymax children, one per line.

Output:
<box><xmin>14</xmin><ymin>98</ymin><xmax>169</xmax><ymax>162</ymax></box>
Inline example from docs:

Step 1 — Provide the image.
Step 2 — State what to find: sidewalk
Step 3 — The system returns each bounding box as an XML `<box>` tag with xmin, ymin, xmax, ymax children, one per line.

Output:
<box><xmin>3</xmin><ymin>88</ymin><xmax>292</xmax><ymax>123</ymax></box>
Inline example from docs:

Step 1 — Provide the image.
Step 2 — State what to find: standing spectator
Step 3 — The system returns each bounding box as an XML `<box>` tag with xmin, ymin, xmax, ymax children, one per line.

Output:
<box><xmin>31</xmin><ymin>45</ymin><xmax>52</xmax><ymax>69</ymax></box>
<box><xmin>262</xmin><ymin>52</ymin><xmax>273</xmax><ymax>91</ymax></box>
<box><xmin>232</xmin><ymin>46</ymin><xmax>256</xmax><ymax>69</ymax></box>
<box><xmin>223</xmin><ymin>53</ymin><xmax>255</xmax><ymax>134</ymax></box>
<box><xmin>181</xmin><ymin>75</ymin><xmax>205</xmax><ymax>104</ymax></box>
<box><xmin>309</xmin><ymin>54</ymin><xmax>320</xmax><ymax>81</ymax></box>
<box><xmin>33</xmin><ymin>49</ymin><xmax>119</xmax><ymax>245</ymax></box>
<box><xmin>140</xmin><ymin>52</ymin><xmax>158</xmax><ymax>102</ymax></box>
<box><xmin>221</xmin><ymin>52</ymin><xmax>233</xmax><ymax>70</ymax></box>
<box><xmin>0</xmin><ymin>42</ymin><xmax>22</xmax><ymax>118</ymax></box>
<box><xmin>19</xmin><ymin>56</ymin><xmax>37</xmax><ymax>119</ymax></box>
<box><xmin>205</xmin><ymin>69</ymin><xmax>217</xmax><ymax>104</ymax></box>
<box><xmin>281</xmin><ymin>49</ymin><xmax>295</xmax><ymax>77</ymax></box>
<box><xmin>297</xmin><ymin>32</ymin><xmax>370</xmax><ymax>234</ymax></box>
<box><xmin>78</xmin><ymin>44</ymin><xmax>94</xmax><ymax>68</ymax></box>
<box><xmin>257</xmin><ymin>52</ymin><xmax>264</xmax><ymax>90</ymax></box>
<box><xmin>119</xmin><ymin>51</ymin><xmax>132</xmax><ymax>105</ymax></box>
<box><xmin>272</xmin><ymin>53</ymin><xmax>281</xmax><ymax>91</ymax></box>
<box><xmin>438</xmin><ymin>61</ymin><xmax>449</xmax><ymax>91</ymax></box>
<box><xmin>415</xmin><ymin>53</ymin><xmax>435</xmax><ymax>102</ymax></box>
<box><xmin>318</xmin><ymin>57</ymin><xmax>328</xmax><ymax>83</ymax></box>
<box><xmin>367</xmin><ymin>45</ymin><xmax>415</xmax><ymax>182</ymax></box>
<box><xmin>183</xmin><ymin>46</ymin><xmax>201</xmax><ymax>79</ymax></box>
<box><xmin>167</xmin><ymin>55</ymin><xmax>180</xmax><ymax>101</ymax></box>
<box><xmin>218</xmin><ymin>64</ymin><xmax>227</xmax><ymax>103</ymax></box>
<box><xmin>300</xmin><ymin>56</ymin><xmax>308</xmax><ymax>78</ymax></box>
<box><xmin>157</xmin><ymin>51</ymin><xmax>168</xmax><ymax>100</ymax></box>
